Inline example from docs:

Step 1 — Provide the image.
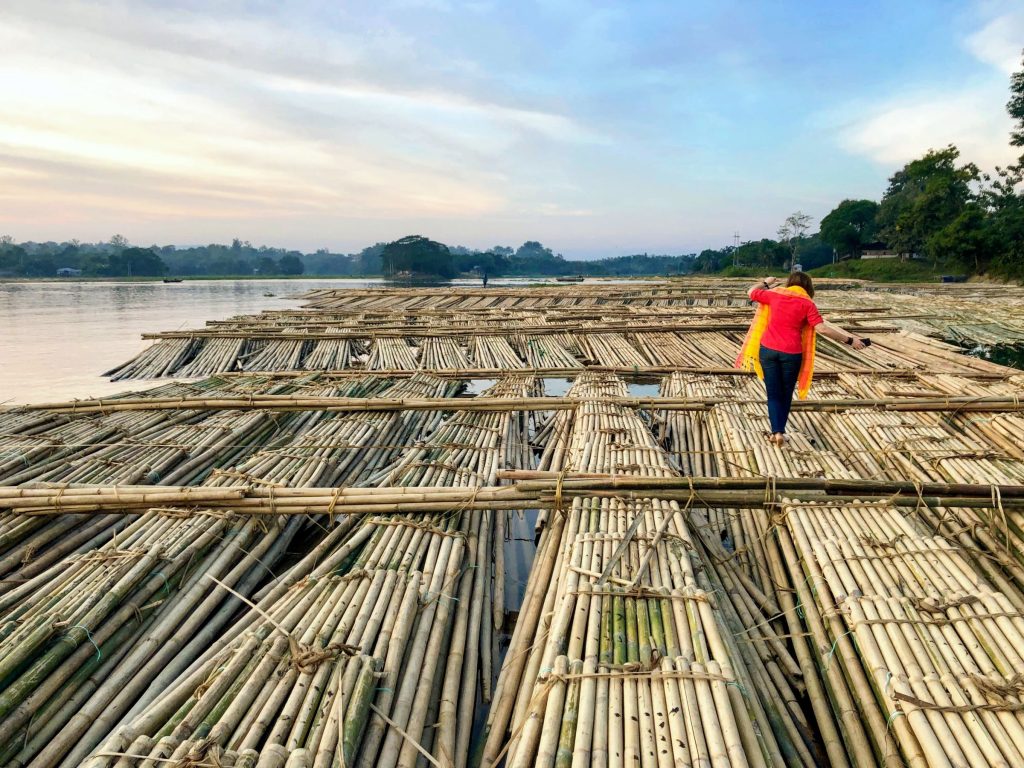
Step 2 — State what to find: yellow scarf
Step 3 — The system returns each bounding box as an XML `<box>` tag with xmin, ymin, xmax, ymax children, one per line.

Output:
<box><xmin>734</xmin><ymin>285</ymin><xmax>817</xmax><ymax>399</ymax></box>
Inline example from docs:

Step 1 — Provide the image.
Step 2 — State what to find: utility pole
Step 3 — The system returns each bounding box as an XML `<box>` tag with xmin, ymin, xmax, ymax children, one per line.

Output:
<box><xmin>733</xmin><ymin>232</ymin><xmax>740</xmax><ymax>266</ymax></box>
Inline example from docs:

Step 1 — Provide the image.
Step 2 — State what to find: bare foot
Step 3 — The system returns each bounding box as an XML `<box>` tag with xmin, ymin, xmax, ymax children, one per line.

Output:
<box><xmin>772</xmin><ymin>433</ymin><xmax>786</xmax><ymax>447</ymax></box>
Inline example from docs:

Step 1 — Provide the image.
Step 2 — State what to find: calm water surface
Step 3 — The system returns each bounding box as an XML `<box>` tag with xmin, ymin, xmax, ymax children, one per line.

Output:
<box><xmin>0</xmin><ymin>279</ymin><xmax>383</xmax><ymax>404</ymax></box>
<box><xmin>0</xmin><ymin>276</ymin><xmax>596</xmax><ymax>404</ymax></box>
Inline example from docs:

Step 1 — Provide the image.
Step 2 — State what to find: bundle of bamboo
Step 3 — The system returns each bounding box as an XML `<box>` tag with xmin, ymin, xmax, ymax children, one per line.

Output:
<box><xmin>0</xmin><ymin>508</ymin><xmax>308</xmax><ymax>766</ymax></box>
<box><xmin>204</xmin><ymin>375</ymin><xmax>456</xmax><ymax>488</ymax></box>
<box><xmin>483</xmin><ymin>373</ymin><xmax>813</xmax><ymax>768</ymax></box>
<box><xmin>239</xmin><ymin>339</ymin><xmax>308</xmax><ymax>372</ymax></box>
<box><xmin>366</xmin><ymin>338</ymin><xmax>419</xmax><ymax>370</ymax></box>
<box><xmin>302</xmin><ymin>336</ymin><xmax>354</xmax><ymax>371</ymax></box>
<box><xmin>86</xmin><ymin>377</ymin><xmax>538</xmax><ymax>768</ymax></box>
<box><xmin>104</xmin><ymin>338</ymin><xmax>199</xmax><ymax>380</ymax></box>
<box><xmin>177</xmin><ymin>337</ymin><xmax>248</xmax><ymax>377</ymax></box>
<box><xmin>515</xmin><ymin>335</ymin><xmax>581</xmax><ymax>369</ymax></box>
<box><xmin>783</xmin><ymin>497</ymin><xmax>1024</xmax><ymax>767</ymax></box>
<box><xmin>419</xmin><ymin>336</ymin><xmax>470</xmax><ymax>369</ymax></box>
<box><xmin>469</xmin><ymin>336</ymin><xmax>526</xmax><ymax>369</ymax></box>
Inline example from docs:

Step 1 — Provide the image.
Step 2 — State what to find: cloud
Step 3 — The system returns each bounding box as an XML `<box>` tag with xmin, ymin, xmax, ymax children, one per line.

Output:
<box><xmin>838</xmin><ymin>86</ymin><xmax>1016</xmax><ymax>170</ymax></box>
<box><xmin>964</xmin><ymin>5</ymin><xmax>1024</xmax><ymax>74</ymax></box>
<box><xmin>0</xmin><ymin>0</ymin><xmax>603</xmax><ymax>243</ymax></box>
<box><xmin>835</xmin><ymin>7</ymin><xmax>1021</xmax><ymax>171</ymax></box>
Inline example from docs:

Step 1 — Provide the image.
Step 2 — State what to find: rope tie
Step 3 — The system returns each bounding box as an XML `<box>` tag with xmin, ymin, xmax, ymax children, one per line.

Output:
<box><xmin>153</xmin><ymin>570</ymin><xmax>171</xmax><ymax>596</ymax></box>
<box><xmin>54</xmin><ymin>483</ymin><xmax>68</xmax><ymax>512</ymax></box>
<box><xmin>554</xmin><ymin>469</ymin><xmax>567</xmax><ymax>518</ymax></box>
<box><xmin>990</xmin><ymin>485</ymin><xmax>1010</xmax><ymax>554</ymax></box>
<box><xmin>968</xmin><ymin>672</ymin><xmax>1024</xmax><ymax>700</ymax></box>
<box><xmin>823</xmin><ymin>629</ymin><xmax>854</xmax><ymax>669</ymax></box>
<box><xmin>886</xmin><ymin>710</ymin><xmax>905</xmax><ymax>731</ymax></box>
<box><xmin>326</xmin><ymin>484</ymin><xmax>345</xmax><ymax>527</ymax></box>
<box><xmin>289</xmin><ymin>641</ymin><xmax>361</xmax><ymax>673</ymax></box>
<box><xmin>69</xmin><ymin>624</ymin><xmax>101</xmax><ymax>661</ymax></box>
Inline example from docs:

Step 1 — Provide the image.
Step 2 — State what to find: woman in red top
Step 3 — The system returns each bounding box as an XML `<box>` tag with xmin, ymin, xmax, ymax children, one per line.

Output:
<box><xmin>746</xmin><ymin>272</ymin><xmax>868</xmax><ymax>445</ymax></box>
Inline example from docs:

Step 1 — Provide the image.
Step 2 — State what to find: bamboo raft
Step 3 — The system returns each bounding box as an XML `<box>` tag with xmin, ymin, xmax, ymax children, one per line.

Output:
<box><xmin>3</xmin><ymin>279</ymin><xmax>1024</xmax><ymax>766</ymax></box>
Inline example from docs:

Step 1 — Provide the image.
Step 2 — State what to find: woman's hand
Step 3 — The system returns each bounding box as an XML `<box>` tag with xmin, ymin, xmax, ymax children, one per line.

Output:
<box><xmin>763</xmin><ymin>276</ymin><xmax>780</xmax><ymax>287</ymax></box>
<box><xmin>820</xmin><ymin>321</ymin><xmax>871</xmax><ymax>351</ymax></box>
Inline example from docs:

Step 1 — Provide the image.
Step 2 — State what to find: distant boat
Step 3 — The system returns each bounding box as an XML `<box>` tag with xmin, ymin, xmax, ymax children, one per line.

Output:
<box><xmin>263</xmin><ymin>292</ymin><xmax>276</xmax><ymax>297</ymax></box>
<box><xmin>555</xmin><ymin>276</ymin><xmax>584</xmax><ymax>283</ymax></box>
<box><xmin>162</xmin><ymin>278</ymin><xmax>183</xmax><ymax>283</ymax></box>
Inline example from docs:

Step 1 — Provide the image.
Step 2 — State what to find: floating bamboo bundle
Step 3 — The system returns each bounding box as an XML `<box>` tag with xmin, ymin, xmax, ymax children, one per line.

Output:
<box><xmin>576</xmin><ymin>333</ymin><xmax>649</xmax><ymax>367</ymax></box>
<box><xmin>87</xmin><ymin>377</ymin><xmax>539</xmax><ymax>768</ymax></box>
<box><xmin>0</xmin><ymin>508</ymin><xmax>308</xmax><ymax>766</ymax></box>
<box><xmin>515</xmin><ymin>334</ymin><xmax>581</xmax><ymax>369</ymax></box>
<box><xmin>239</xmin><ymin>339</ymin><xmax>308</xmax><ymax>372</ymax></box>
<box><xmin>176</xmin><ymin>337</ymin><xmax>248</xmax><ymax>377</ymax></box>
<box><xmin>104</xmin><ymin>338</ymin><xmax>199</xmax><ymax>381</ymax></box>
<box><xmin>302</xmin><ymin>336</ymin><xmax>353</xmax><ymax>370</ymax></box>
<box><xmin>947</xmin><ymin>322</ymin><xmax>1024</xmax><ymax>346</ymax></box>
<box><xmin>469</xmin><ymin>335</ymin><xmax>526</xmax><ymax>369</ymax></box>
<box><xmin>483</xmin><ymin>373</ymin><xmax>811</xmax><ymax>768</ymax></box>
<box><xmin>204</xmin><ymin>375</ymin><xmax>456</xmax><ymax>488</ymax></box>
<box><xmin>782</xmin><ymin>497</ymin><xmax>1024</xmax><ymax>767</ymax></box>
<box><xmin>0</xmin><ymin>375</ymin><xmax>458</xmax><ymax>488</ymax></box>
<box><xmin>418</xmin><ymin>336</ymin><xmax>470</xmax><ymax>369</ymax></box>
<box><xmin>366</xmin><ymin>337</ymin><xmax>419</xmax><ymax>370</ymax></box>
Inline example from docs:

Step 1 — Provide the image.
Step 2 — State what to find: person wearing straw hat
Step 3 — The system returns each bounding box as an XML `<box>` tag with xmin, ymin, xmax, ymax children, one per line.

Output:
<box><xmin>736</xmin><ymin>271</ymin><xmax>869</xmax><ymax>446</ymax></box>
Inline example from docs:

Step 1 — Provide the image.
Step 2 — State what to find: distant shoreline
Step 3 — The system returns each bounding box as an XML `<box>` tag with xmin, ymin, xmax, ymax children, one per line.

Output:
<box><xmin>0</xmin><ymin>274</ymin><xmax>665</xmax><ymax>284</ymax></box>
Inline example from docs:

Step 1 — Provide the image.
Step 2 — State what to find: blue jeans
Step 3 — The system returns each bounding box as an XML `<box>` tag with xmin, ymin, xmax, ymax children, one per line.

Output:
<box><xmin>759</xmin><ymin>345</ymin><xmax>802</xmax><ymax>435</ymax></box>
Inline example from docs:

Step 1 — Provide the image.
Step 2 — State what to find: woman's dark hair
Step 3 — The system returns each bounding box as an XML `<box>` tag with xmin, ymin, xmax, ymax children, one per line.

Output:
<box><xmin>786</xmin><ymin>271</ymin><xmax>815</xmax><ymax>298</ymax></box>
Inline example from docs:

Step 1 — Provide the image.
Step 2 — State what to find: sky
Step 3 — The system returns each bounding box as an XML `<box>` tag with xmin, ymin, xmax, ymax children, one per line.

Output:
<box><xmin>0</xmin><ymin>0</ymin><xmax>1020</xmax><ymax>258</ymax></box>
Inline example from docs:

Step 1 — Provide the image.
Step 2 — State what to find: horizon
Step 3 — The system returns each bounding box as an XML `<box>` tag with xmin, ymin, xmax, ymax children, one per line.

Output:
<box><xmin>0</xmin><ymin>1</ymin><xmax>1020</xmax><ymax>258</ymax></box>
<box><xmin>7</xmin><ymin>234</ymin><xmax>699</xmax><ymax>262</ymax></box>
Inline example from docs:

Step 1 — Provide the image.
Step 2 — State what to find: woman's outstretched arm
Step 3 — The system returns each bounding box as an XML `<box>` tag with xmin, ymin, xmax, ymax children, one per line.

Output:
<box><xmin>817</xmin><ymin>320</ymin><xmax>868</xmax><ymax>350</ymax></box>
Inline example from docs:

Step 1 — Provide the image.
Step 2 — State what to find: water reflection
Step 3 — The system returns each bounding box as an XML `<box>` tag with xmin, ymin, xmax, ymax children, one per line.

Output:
<box><xmin>0</xmin><ymin>279</ymin><xmax>382</xmax><ymax>404</ymax></box>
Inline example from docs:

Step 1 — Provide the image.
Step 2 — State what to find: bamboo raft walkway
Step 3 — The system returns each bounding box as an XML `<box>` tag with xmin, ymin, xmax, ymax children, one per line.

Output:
<box><xmin>3</xmin><ymin>280</ymin><xmax>1024</xmax><ymax>766</ymax></box>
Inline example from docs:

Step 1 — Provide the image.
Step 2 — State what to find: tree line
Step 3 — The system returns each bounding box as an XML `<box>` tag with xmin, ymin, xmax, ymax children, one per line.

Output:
<box><xmin>0</xmin><ymin>234</ymin><xmax>694</xmax><ymax>280</ymax></box>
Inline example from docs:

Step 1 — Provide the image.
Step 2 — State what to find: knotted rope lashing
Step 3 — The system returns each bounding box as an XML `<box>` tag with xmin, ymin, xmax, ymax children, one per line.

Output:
<box><xmin>554</xmin><ymin>469</ymin><xmax>567</xmax><ymax>518</ymax></box>
<box><xmin>289</xmin><ymin>641</ymin><xmax>361</xmax><ymax>673</ymax></box>
<box><xmin>989</xmin><ymin>484</ymin><xmax>1010</xmax><ymax>554</ymax></box>
<box><xmin>326</xmin><ymin>484</ymin><xmax>345</xmax><ymax>527</ymax></box>
<box><xmin>968</xmin><ymin>672</ymin><xmax>1024</xmax><ymax>700</ymax></box>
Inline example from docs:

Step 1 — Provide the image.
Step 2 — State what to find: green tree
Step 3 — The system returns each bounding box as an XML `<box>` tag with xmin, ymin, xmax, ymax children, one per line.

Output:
<box><xmin>820</xmin><ymin>199</ymin><xmax>879</xmax><ymax>257</ymax></box>
<box><xmin>1009</xmin><ymin>49</ymin><xmax>1024</xmax><ymax>150</ymax></box>
<box><xmin>734</xmin><ymin>239</ymin><xmax>789</xmax><ymax>269</ymax></box>
<box><xmin>792</xmin><ymin>233</ymin><xmax>835</xmax><ymax>270</ymax></box>
<box><xmin>256</xmin><ymin>256</ymin><xmax>278</xmax><ymax>275</ymax></box>
<box><xmin>926</xmin><ymin>204</ymin><xmax>991</xmax><ymax>273</ymax></box>
<box><xmin>0</xmin><ymin>244</ymin><xmax>26</xmax><ymax>275</ymax></box>
<box><xmin>277</xmin><ymin>254</ymin><xmax>304</xmax><ymax>275</ymax></box>
<box><xmin>514</xmin><ymin>241</ymin><xmax>553</xmax><ymax>260</ymax></box>
<box><xmin>381</xmin><ymin>235</ymin><xmax>454</xmax><ymax>278</ymax></box>
<box><xmin>355</xmin><ymin>244</ymin><xmax>385</xmax><ymax>274</ymax></box>
<box><xmin>110</xmin><ymin>247</ymin><xmax>167</xmax><ymax>277</ymax></box>
<box><xmin>876</xmin><ymin>146</ymin><xmax>979</xmax><ymax>263</ymax></box>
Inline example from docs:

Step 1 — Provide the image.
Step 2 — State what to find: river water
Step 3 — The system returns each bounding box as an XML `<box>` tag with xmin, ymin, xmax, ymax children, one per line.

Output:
<box><xmin>0</xmin><ymin>279</ymin><xmax>380</xmax><ymax>404</ymax></box>
<box><xmin>0</xmin><ymin>277</ymin><xmax>598</xmax><ymax>404</ymax></box>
